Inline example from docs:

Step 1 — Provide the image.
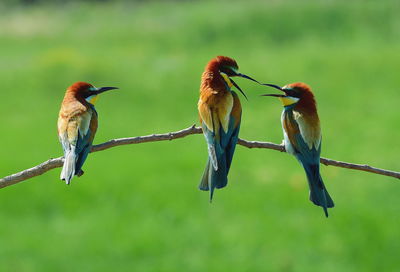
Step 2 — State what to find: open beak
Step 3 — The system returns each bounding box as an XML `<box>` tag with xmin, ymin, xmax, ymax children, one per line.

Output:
<box><xmin>260</xmin><ymin>83</ymin><xmax>286</xmax><ymax>97</ymax></box>
<box><xmin>230</xmin><ymin>78</ymin><xmax>248</xmax><ymax>100</ymax></box>
<box><xmin>229</xmin><ymin>72</ymin><xmax>262</xmax><ymax>100</ymax></box>
<box><xmin>94</xmin><ymin>86</ymin><xmax>118</xmax><ymax>95</ymax></box>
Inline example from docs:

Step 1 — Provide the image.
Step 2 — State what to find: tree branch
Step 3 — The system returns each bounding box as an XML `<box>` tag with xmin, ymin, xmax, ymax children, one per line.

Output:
<box><xmin>1</xmin><ymin>125</ymin><xmax>399</xmax><ymax>189</ymax></box>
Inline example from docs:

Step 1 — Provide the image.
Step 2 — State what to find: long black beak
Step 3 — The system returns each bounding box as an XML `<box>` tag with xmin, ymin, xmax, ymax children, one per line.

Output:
<box><xmin>236</xmin><ymin>73</ymin><xmax>260</xmax><ymax>84</ymax></box>
<box><xmin>261</xmin><ymin>83</ymin><xmax>283</xmax><ymax>91</ymax></box>
<box><xmin>230</xmin><ymin>72</ymin><xmax>261</xmax><ymax>100</ymax></box>
<box><xmin>261</xmin><ymin>94</ymin><xmax>285</xmax><ymax>97</ymax></box>
<box><xmin>94</xmin><ymin>86</ymin><xmax>118</xmax><ymax>95</ymax></box>
<box><xmin>260</xmin><ymin>83</ymin><xmax>286</xmax><ymax>97</ymax></box>
<box><xmin>230</xmin><ymin>78</ymin><xmax>248</xmax><ymax>100</ymax></box>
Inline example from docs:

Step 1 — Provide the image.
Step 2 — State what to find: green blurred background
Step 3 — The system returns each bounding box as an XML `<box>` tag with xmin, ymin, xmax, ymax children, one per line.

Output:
<box><xmin>1</xmin><ymin>0</ymin><xmax>399</xmax><ymax>271</ymax></box>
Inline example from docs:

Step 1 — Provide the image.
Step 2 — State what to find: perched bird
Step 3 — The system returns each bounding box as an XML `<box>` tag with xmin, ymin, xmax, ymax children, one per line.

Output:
<box><xmin>198</xmin><ymin>56</ymin><xmax>258</xmax><ymax>201</ymax></box>
<box><xmin>262</xmin><ymin>82</ymin><xmax>334</xmax><ymax>217</ymax></box>
<box><xmin>57</xmin><ymin>82</ymin><xmax>118</xmax><ymax>184</ymax></box>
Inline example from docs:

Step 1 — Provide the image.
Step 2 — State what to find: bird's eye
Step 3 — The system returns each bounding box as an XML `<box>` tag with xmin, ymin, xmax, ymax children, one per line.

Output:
<box><xmin>220</xmin><ymin>66</ymin><xmax>236</xmax><ymax>76</ymax></box>
<box><xmin>285</xmin><ymin>88</ymin><xmax>298</xmax><ymax>97</ymax></box>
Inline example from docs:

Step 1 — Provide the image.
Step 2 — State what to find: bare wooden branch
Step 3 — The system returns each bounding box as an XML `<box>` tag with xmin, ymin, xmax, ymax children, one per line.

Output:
<box><xmin>92</xmin><ymin>125</ymin><xmax>203</xmax><ymax>152</ymax></box>
<box><xmin>1</xmin><ymin>125</ymin><xmax>399</xmax><ymax>189</ymax></box>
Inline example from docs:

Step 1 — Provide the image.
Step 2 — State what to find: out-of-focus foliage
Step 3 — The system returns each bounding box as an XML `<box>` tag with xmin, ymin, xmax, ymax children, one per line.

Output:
<box><xmin>0</xmin><ymin>0</ymin><xmax>399</xmax><ymax>271</ymax></box>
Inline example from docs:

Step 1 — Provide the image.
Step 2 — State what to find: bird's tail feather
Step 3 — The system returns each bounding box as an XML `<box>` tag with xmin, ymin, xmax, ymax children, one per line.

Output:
<box><xmin>199</xmin><ymin>154</ymin><xmax>228</xmax><ymax>202</ymax></box>
<box><xmin>199</xmin><ymin>158</ymin><xmax>211</xmax><ymax>191</ymax></box>
<box><xmin>60</xmin><ymin>146</ymin><xmax>77</xmax><ymax>185</ymax></box>
<box><xmin>303</xmin><ymin>163</ymin><xmax>334</xmax><ymax>217</ymax></box>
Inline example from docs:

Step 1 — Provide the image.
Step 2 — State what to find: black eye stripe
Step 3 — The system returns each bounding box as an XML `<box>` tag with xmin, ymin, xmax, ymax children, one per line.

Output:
<box><xmin>220</xmin><ymin>66</ymin><xmax>236</xmax><ymax>76</ymax></box>
<box><xmin>283</xmin><ymin>88</ymin><xmax>301</xmax><ymax>98</ymax></box>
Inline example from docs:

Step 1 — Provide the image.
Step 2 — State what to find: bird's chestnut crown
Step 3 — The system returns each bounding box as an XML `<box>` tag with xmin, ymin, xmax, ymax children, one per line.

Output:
<box><xmin>215</xmin><ymin>56</ymin><xmax>239</xmax><ymax>73</ymax></box>
<box><xmin>203</xmin><ymin>56</ymin><xmax>260</xmax><ymax>100</ymax></box>
<box><xmin>205</xmin><ymin>56</ymin><xmax>239</xmax><ymax>79</ymax></box>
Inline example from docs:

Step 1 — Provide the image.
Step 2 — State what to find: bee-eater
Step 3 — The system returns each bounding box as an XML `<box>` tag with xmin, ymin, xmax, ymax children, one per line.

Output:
<box><xmin>198</xmin><ymin>56</ymin><xmax>258</xmax><ymax>201</ymax></box>
<box><xmin>262</xmin><ymin>82</ymin><xmax>334</xmax><ymax>217</ymax></box>
<box><xmin>57</xmin><ymin>81</ymin><xmax>118</xmax><ymax>184</ymax></box>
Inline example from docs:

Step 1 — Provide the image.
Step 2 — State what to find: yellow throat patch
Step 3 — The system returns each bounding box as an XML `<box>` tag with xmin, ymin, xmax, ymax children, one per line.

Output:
<box><xmin>220</xmin><ymin>72</ymin><xmax>233</xmax><ymax>88</ymax></box>
<box><xmin>279</xmin><ymin>96</ymin><xmax>299</xmax><ymax>106</ymax></box>
<box><xmin>86</xmin><ymin>95</ymin><xmax>99</xmax><ymax>105</ymax></box>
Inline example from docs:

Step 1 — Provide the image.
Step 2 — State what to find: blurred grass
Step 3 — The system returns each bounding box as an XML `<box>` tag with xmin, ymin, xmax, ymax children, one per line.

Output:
<box><xmin>0</xmin><ymin>0</ymin><xmax>400</xmax><ymax>271</ymax></box>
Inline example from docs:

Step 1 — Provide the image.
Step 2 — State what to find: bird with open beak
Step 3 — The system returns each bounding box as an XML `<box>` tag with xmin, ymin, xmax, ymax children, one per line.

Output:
<box><xmin>57</xmin><ymin>81</ymin><xmax>118</xmax><ymax>184</ymax></box>
<box><xmin>262</xmin><ymin>82</ymin><xmax>334</xmax><ymax>217</ymax></box>
<box><xmin>198</xmin><ymin>56</ymin><xmax>259</xmax><ymax>201</ymax></box>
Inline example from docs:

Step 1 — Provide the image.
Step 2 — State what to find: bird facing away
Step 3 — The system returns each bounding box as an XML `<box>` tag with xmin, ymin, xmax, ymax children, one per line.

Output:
<box><xmin>57</xmin><ymin>82</ymin><xmax>118</xmax><ymax>184</ymax></box>
<box><xmin>198</xmin><ymin>56</ymin><xmax>259</xmax><ymax>201</ymax></box>
<box><xmin>262</xmin><ymin>82</ymin><xmax>334</xmax><ymax>217</ymax></box>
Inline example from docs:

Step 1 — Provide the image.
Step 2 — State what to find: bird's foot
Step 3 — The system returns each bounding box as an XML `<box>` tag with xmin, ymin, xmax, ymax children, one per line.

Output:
<box><xmin>280</xmin><ymin>140</ymin><xmax>286</xmax><ymax>152</ymax></box>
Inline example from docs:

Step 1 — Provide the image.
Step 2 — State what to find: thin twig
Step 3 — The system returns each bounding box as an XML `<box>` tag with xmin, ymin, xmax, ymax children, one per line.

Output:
<box><xmin>1</xmin><ymin>125</ymin><xmax>399</xmax><ymax>189</ymax></box>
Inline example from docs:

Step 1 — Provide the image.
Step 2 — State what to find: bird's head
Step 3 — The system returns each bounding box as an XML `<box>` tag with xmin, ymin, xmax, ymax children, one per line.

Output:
<box><xmin>68</xmin><ymin>81</ymin><xmax>118</xmax><ymax>105</ymax></box>
<box><xmin>205</xmin><ymin>56</ymin><xmax>259</xmax><ymax>100</ymax></box>
<box><xmin>261</xmin><ymin>82</ymin><xmax>316</xmax><ymax>109</ymax></box>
